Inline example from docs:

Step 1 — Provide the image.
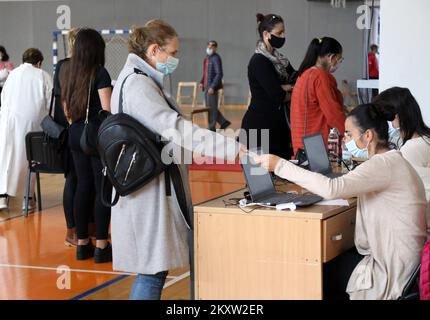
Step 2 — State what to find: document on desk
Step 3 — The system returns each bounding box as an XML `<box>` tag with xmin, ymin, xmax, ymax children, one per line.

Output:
<box><xmin>316</xmin><ymin>199</ymin><xmax>350</xmax><ymax>206</ymax></box>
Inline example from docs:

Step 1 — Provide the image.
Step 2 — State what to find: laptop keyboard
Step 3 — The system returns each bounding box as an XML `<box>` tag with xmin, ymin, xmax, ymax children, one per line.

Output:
<box><xmin>259</xmin><ymin>192</ymin><xmax>323</xmax><ymax>207</ymax></box>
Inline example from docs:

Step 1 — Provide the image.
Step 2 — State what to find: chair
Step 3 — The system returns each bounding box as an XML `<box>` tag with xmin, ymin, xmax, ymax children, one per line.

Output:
<box><xmin>176</xmin><ymin>81</ymin><xmax>209</xmax><ymax>126</ymax></box>
<box><xmin>176</xmin><ymin>81</ymin><xmax>198</xmax><ymax>109</ymax></box>
<box><xmin>24</xmin><ymin>132</ymin><xmax>65</xmax><ymax>217</ymax></box>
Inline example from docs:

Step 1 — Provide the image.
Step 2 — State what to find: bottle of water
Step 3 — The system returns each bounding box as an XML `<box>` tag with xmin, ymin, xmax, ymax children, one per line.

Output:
<box><xmin>342</xmin><ymin>141</ymin><xmax>353</xmax><ymax>170</ymax></box>
<box><xmin>327</xmin><ymin>128</ymin><xmax>339</xmax><ymax>163</ymax></box>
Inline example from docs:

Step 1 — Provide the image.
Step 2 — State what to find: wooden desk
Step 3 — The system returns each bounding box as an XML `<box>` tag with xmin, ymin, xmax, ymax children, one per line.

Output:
<box><xmin>193</xmin><ymin>183</ymin><xmax>357</xmax><ymax>300</ymax></box>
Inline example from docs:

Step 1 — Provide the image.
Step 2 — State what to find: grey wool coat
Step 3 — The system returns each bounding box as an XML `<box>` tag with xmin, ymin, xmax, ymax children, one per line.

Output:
<box><xmin>110</xmin><ymin>53</ymin><xmax>239</xmax><ymax>275</ymax></box>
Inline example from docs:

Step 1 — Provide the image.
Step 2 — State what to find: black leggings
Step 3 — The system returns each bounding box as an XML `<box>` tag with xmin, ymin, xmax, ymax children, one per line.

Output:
<box><xmin>63</xmin><ymin>167</ymin><xmax>77</xmax><ymax>229</ymax></box>
<box><xmin>63</xmin><ymin>148</ymin><xmax>95</xmax><ymax>230</ymax></box>
<box><xmin>69</xmin><ymin>123</ymin><xmax>110</xmax><ymax>240</ymax></box>
<box><xmin>71</xmin><ymin>149</ymin><xmax>110</xmax><ymax>239</ymax></box>
<box><xmin>323</xmin><ymin>248</ymin><xmax>364</xmax><ymax>300</ymax></box>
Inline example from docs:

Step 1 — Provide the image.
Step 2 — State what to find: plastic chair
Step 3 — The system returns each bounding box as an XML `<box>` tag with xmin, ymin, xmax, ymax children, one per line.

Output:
<box><xmin>24</xmin><ymin>132</ymin><xmax>65</xmax><ymax>217</ymax></box>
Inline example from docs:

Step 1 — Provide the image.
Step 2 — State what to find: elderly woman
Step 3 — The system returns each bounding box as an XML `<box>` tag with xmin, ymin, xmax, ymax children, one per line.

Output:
<box><xmin>110</xmin><ymin>20</ymin><xmax>244</xmax><ymax>300</ymax></box>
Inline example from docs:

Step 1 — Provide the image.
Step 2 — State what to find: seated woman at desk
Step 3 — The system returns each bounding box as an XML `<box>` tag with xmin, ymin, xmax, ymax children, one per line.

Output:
<box><xmin>373</xmin><ymin>87</ymin><xmax>430</xmax><ymax>237</ymax></box>
<box><xmin>254</xmin><ymin>103</ymin><xmax>428</xmax><ymax>300</ymax></box>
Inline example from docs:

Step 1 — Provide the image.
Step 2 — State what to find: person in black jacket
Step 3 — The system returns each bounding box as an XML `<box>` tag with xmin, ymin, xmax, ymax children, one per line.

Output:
<box><xmin>240</xmin><ymin>13</ymin><xmax>296</xmax><ymax>160</ymax></box>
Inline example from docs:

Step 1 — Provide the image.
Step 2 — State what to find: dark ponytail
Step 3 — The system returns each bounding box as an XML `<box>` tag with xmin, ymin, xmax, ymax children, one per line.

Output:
<box><xmin>347</xmin><ymin>103</ymin><xmax>395</xmax><ymax>149</ymax></box>
<box><xmin>256</xmin><ymin>13</ymin><xmax>284</xmax><ymax>40</ymax></box>
<box><xmin>0</xmin><ymin>46</ymin><xmax>10</xmax><ymax>62</ymax></box>
<box><xmin>373</xmin><ymin>87</ymin><xmax>430</xmax><ymax>146</ymax></box>
<box><xmin>297</xmin><ymin>37</ymin><xmax>343</xmax><ymax>75</ymax></box>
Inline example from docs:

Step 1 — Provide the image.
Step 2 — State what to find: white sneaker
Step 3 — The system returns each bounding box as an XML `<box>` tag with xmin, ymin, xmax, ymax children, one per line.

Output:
<box><xmin>22</xmin><ymin>197</ymin><xmax>36</xmax><ymax>213</ymax></box>
<box><xmin>0</xmin><ymin>197</ymin><xmax>8</xmax><ymax>210</ymax></box>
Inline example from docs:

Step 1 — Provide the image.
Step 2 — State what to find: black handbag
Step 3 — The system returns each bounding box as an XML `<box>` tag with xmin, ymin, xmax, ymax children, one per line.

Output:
<box><xmin>80</xmin><ymin>79</ymin><xmax>101</xmax><ymax>156</ymax></box>
<box><xmin>41</xmin><ymin>88</ymin><xmax>66</xmax><ymax>141</ymax></box>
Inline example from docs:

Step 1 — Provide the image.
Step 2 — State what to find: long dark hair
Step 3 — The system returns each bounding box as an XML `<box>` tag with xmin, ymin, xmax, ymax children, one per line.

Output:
<box><xmin>256</xmin><ymin>13</ymin><xmax>284</xmax><ymax>40</ymax></box>
<box><xmin>298</xmin><ymin>37</ymin><xmax>342</xmax><ymax>75</ymax></box>
<box><xmin>0</xmin><ymin>45</ymin><xmax>10</xmax><ymax>62</ymax></box>
<box><xmin>347</xmin><ymin>103</ymin><xmax>395</xmax><ymax>150</ymax></box>
<box><xmin>373</xmin><ymin>87</ymin><xmax>430</xmax><ymax>146</ymax></box>
<box><xmin>61</xmin><ymin>28</ymin><xmax>105</xmax><ymax>122</ymax></box>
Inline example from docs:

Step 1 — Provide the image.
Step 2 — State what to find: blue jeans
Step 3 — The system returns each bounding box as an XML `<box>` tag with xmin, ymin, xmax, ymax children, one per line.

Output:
<box><xmin>129</xmin><ymin>271</ymin><xmax>168</xmax><ymax>300</ymax></box>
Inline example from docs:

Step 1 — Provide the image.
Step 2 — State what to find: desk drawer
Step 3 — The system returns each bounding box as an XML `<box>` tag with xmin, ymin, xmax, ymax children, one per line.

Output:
<box><xmin>323</xmin><ymin>208</ymin><xmax>356</xmax><ymax>262</ymax></box>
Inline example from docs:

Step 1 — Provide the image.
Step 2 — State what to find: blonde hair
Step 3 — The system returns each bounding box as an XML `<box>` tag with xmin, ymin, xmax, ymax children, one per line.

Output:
<box><xmin>129</xmin><ymin>20</ymin><xmax>178</xmax><ymax>60</ymax></box>
<box><xmin>67</xmin><ymin>27</ymin><xmax>82</xmax><ymax>57</ymax></box>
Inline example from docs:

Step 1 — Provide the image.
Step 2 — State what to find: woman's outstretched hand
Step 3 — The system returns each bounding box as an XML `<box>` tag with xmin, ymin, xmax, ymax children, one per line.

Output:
<box><xmin>253</xmin><ymin>154</ymin><xmax>282</xmax><ymax>172</ymax></box>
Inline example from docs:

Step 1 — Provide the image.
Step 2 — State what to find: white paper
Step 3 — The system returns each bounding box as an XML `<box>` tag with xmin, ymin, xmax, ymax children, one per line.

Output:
<box><xmin>316</xmin><ymin>199</ymin><xmax>350</xmax><ymax>206</ymax></box>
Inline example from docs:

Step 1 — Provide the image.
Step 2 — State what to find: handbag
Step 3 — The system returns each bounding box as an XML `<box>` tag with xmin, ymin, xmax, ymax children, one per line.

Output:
<box><xmin>41</xmin><ymin>88</ymin><xmax>66</xmax><ymax>141</ymax></box>
<box><xmin>80</xmin><ymin>78</ymin><xmax>101</xmax><ymax>156</ymax></box>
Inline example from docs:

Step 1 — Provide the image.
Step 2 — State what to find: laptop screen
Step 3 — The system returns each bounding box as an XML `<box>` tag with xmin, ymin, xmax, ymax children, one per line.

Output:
<box><xmin>240</xmin><ymin>153</ymin><xmax>276</xmax><ymax>201</ymax></box>
<box><xmin>303</xmin><ymin>134</ymin><xmax>331</xmax><ymax>174</ymax></box>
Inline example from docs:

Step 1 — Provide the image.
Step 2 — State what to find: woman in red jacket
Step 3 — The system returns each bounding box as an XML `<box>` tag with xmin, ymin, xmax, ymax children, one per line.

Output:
<box><xmin>290</xmin><ymin>37</ymin><xmax>346</xmax><ymax>156</ymax></box>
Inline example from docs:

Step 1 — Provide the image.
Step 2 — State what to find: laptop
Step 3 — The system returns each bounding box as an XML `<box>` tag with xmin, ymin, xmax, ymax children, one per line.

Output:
<box><xmin>240</xmin><ymin>153</ymin><xmax>323</xmax><ymax>207</ymax></box>
<box><xmin>303</xmin><ymin>133</ymin><xmax>344</xmax><ymax>179</ymax></box>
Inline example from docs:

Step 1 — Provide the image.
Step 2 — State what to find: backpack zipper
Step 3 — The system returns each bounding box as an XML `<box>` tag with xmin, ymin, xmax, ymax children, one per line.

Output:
<box><xmin>124</xmin><ymin>152</ymin><xmax>137</xmax><ymax>183</ymax></box>
<box><xmin>115</xmin><ymin>144</ymin><xmax>127</xmax><ymax>172</ymax></box>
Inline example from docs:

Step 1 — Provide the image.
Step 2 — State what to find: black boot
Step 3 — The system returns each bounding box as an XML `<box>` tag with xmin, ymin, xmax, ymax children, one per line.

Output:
<box><xmin>94</xmin><ymin>243</ymin><xmax>112</xmax><ymax>263</ymax></box>
<box><xmin>76</xmin><ymin>241</ymin><xmax>95</xmax><ymax>260</ymax></box>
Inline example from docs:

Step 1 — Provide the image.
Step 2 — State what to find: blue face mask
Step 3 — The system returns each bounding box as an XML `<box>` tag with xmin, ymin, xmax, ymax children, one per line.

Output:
<box><xmin>206</xmin><ymin>48</ymin><xmax>214</xmax><ymax>56</ymax></box>
<box><xmin>345</xmin><ymin>135</ymin><xmax>369</xmax><ymax>159</ymax></box>
<box><xmin>156</xmin><ymin>55</ymin><xmax>179</xmax><ymax>75</ymax></box>
<box><xmin>388</xmin><ymin>121</ymin><xmax>401</xmax><ymax>146</ymax></box>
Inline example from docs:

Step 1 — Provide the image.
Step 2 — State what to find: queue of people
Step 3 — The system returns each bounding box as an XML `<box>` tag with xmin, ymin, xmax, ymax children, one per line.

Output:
<box><xmin>0</xmin><ymin>11</ymin><xmax>429</xmax><ymax>301</ymax></box>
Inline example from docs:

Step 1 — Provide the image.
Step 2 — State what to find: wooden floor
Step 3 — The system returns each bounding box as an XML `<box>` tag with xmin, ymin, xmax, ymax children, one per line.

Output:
<box><xmin>0</xmin><ymin>106</ymin><xmax>247</xmax><ymax>300</ymax></box>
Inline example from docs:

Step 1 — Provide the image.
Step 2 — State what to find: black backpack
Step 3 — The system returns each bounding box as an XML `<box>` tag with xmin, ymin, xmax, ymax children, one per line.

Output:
<box><xmin>97</xmin><ymin>68</ymin><xmax>190</xmax><ymax>226</ymax></box>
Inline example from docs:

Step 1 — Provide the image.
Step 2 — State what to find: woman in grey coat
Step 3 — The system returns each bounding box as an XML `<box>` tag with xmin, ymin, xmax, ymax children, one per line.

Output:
<box><xmin>110</xmin><ymin>20</ymin><xmax>243</xmax><ymax>300</ymax></box>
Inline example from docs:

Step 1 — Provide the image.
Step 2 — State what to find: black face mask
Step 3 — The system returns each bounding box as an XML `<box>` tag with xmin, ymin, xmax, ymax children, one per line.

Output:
<box><xmin>269</xmin><ymin>35</ymin><xmax>285</xmax><ymax>49</ymax></box>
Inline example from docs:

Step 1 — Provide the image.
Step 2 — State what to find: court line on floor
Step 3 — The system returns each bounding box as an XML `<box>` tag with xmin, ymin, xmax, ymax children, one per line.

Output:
<box><xmin>0</xmin><ymin>263</ymin><xmax>175</xmax><ymax>278</ymax></box>
<box><xmin>163</xmin><ymin>271</ymin><xmax>190</xmax><ymax>289</ymax></box>
<box><xmin>69</xmin><ymin>271</ymin><xmax>190</xmax><ymax>300</ymax></box>
<box><xmin>70</xmin><ymin>275</ymin><xmax>130</xmax><ymax>300</ymax></box>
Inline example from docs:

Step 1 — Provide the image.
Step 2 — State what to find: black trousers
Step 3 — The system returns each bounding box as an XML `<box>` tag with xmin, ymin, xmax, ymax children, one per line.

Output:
<box><xmin>205</xmin><ymin>90</ymin><xmax>228</xmax><ymax>131</ymax></box>
<box><xmin>69</xmin><ymin>123</ymin><xmax>110</xmax><ymax>240</ymax></box>
<box><xmin>323</xmin><ymin>248</ymin><xmax>364</xmax><ymax>300</ymax></box>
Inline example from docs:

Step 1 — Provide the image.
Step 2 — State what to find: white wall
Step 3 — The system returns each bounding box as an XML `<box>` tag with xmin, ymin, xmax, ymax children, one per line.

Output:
<box><xmin>380</xmin><ymin>0</ymin><xmax>430</xmax><ymax>124</ymax></box>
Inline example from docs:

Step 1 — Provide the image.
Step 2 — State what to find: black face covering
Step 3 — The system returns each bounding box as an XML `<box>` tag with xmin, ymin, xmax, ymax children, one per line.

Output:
<box><xmin>269</xmin><ymin>35</ymin><xmax>285</xmax><ymax>49</ymax></box>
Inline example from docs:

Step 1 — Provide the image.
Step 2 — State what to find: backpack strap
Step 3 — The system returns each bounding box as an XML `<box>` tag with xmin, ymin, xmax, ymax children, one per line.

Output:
<box><xmin>101</xmin><ymin>168</ymin><xmax>119</xmax><ymax>207</ymax></box>
<box><xmin>118</xmin><ymin>68</ymin><xmax>148</xmax><ymax>113</ymax></box>
<box><xmin>169</xmin><ymin>164</ymin><xmax>192</xmax><ymax>228</ymax></box>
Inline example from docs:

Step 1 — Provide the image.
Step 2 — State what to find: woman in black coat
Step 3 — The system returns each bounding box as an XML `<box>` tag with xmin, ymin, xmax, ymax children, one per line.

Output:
<box><xmin>241</xmin><ymin>13</ymin><xmax>296</xmax><ymax>160</ymax></box>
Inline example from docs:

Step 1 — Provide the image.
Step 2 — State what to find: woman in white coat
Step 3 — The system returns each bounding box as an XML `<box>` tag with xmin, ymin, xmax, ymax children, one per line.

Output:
<box><xmin>0</xmin><ymin>48</ymin><xmax>52</xmax><ymax>211</ymax></box>
<box><xmin>110</xmin><ymin>20</ymin><xmax>244</xmax><ymax>300</ymax></box>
